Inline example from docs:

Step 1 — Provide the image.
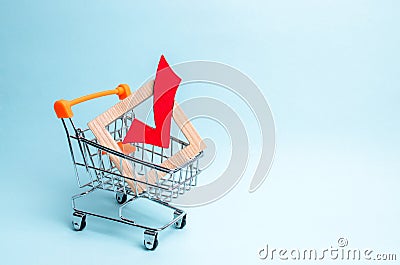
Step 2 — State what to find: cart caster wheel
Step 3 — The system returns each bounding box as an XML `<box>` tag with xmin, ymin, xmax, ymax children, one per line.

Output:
<box><xmin>174</xmin><ymin>210</ymin><xmax>187</xmax><ymax>229</ymax></box>
<box><xmin>116</xmin><ymin>192</ymin><xmax>127</xmax><ymax>204</ymax></box>
<box><xmin>144</xmin><ymin>230</ymin><xmax>158</xmax><ymax>250</ymax></box>
<box><xmin>72</xmin><ymin>212</ymin><xmax>87</xmax><ymax>231</ymax></box>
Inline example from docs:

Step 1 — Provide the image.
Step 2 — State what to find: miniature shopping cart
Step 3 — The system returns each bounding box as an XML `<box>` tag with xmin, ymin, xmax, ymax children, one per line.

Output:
<box><xmin>54</xmin><ymin>84</ymin><xmax>204</xmax><ymax>250</ymax></box>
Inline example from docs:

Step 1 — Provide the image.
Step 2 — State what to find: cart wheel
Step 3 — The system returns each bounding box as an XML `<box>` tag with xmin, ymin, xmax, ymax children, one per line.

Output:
<box><xmin>144</xmin><ymin>230</ymin><xmax>158</xmax><ymax>250</ymax></box>
<box><xmin>115</xmin><ymin>192</ymin><xmax>127</xmax><ymax>204</ymax></box>
<box><xmin>174</xmin><ymin>210</ymin><xmax>187</xmax><ymax>229</ymax></box>
<box><xmin>72</xmin><ymin>211</ymin><xmax>87</xmax><ymax>231</ymax></box>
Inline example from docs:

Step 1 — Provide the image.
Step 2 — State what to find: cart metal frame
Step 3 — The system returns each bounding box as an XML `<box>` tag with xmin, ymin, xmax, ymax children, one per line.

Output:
<box><xmin>59</xmin><ymin>108</ymin><xmax>203</xmax><ymax>250</ymax></box>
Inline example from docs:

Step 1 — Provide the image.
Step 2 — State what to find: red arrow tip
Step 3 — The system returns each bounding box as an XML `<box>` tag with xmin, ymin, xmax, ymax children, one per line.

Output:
<box><xmin>157</xmin><ymin>54</ymin><xmax>169</xmax><ymax>72</ymax></box>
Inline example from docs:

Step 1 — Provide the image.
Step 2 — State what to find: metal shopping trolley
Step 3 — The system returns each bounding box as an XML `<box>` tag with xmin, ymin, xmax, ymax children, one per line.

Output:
<box><xmin>54</xmin><ymin>84</ymin><xmax>204</xmax><ymax>250</ymax></box>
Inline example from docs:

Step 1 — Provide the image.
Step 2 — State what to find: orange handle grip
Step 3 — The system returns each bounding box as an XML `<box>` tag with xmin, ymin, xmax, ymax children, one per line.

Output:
<box><xmin>54</xmin><ymin>84</ymin><xmax>131</xmax><ymax>118</ymax></box>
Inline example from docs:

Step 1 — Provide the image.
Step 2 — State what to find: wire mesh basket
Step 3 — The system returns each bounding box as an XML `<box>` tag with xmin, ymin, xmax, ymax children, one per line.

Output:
<box><xmin>55</xmin><ymin>84</ymin><xmax>204</xmax><ymax>250</ymax></box>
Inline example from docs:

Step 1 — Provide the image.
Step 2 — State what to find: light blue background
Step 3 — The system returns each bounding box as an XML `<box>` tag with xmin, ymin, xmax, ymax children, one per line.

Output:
<box><xmin>0</xmin><ymin>0</ymin><xmax>399</xmax><ymax>264</ymax></box>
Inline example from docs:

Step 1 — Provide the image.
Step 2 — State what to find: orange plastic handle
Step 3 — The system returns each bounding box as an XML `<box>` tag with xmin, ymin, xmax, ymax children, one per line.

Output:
<box><xmin>54</xmin><ymin>84</ymin><xmax>131</xmax><ymax>118</ymax></box>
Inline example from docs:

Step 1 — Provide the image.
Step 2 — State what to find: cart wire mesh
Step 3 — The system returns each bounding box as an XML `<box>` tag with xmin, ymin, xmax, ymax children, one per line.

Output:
<box><xmin>62</xmin><ymin>109</ymin><xmax>203</xmax><ymax>203</ymax></box>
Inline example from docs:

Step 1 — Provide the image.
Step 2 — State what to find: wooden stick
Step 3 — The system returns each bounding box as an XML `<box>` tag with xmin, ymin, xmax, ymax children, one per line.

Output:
<box><xmin>146</xmin><ymin>102</ymin><xmax>206</xmax><ymax>183</ymax></box>
<box><xmin>88</xmin><ymin>80</ymin><xmax>205</xmax><ymax>194</ymax></box>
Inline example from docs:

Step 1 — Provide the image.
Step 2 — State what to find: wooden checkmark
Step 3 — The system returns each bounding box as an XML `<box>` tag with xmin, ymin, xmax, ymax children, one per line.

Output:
<box><xmin>88</xmin><ymin>81</ymin><xmax>206</xmax><ymax>195</ymax></box>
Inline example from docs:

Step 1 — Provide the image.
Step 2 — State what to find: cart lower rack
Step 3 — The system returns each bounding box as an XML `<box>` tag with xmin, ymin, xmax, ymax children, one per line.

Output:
<box><xmin>55</xmin><ymin>85</ymin><xmax>204</xmax><ymax>250</ymax></box>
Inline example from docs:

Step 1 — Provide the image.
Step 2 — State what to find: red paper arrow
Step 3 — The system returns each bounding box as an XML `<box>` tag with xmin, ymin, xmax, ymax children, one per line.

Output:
<box><xmin>123</xmin><ymin>55</ymin><xmax>181</xmax><ymax>148</ymax></box>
